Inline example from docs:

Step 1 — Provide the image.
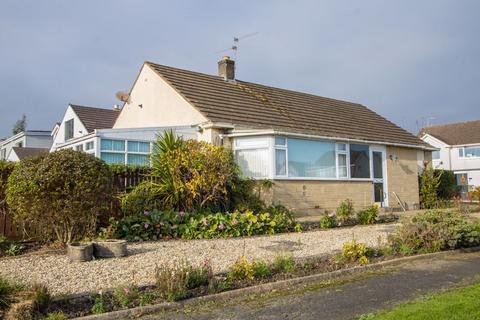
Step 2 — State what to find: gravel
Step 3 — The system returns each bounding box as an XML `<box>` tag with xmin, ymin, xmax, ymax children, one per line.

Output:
<box><xmin>0</xmin><ymin>223</ymin><xmax>398</xmax><ymax>295</ymax></box>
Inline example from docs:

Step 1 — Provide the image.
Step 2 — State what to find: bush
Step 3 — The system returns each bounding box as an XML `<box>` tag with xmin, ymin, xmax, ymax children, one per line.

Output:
<box><xmin>388</xmin><ymin>210</ymin><xmax>480</xmax><ymax>255</ymax></box>
<box><xmin>30</xmin><ymin>283</ymin><xmax>51</xmax><ymax>313</ymax></box>
<box><xmin>44</xmin><ymin>312</ymin><xmax>68</xmax><ymax>320</ymax></box>
<box><xmin>419</xmin><ymin>165</ymin><xmax>441</xmax><ymax>209</ymax></box>
<box><xmin>340</xmin><ymin>240</ymin><xmax>371</xmax><ymax>265</ymax></box>
<box><xmin>0</xmin><ymin>160</ymin><xmax>15</xmax><ymax>208</ymax></box>
<box><xmin>336</xmin><ymin>199</ymin><xmax>354</xmax><ymax>223</ymax></box>
<box><xmin>150</xmin><ymin>130</ymin><xmax>238</xmax><ymax>212</ymax></box>
<box><xmin>252</xmin><ymin>261</ymin><xmax>271</xmax><ymax>278</ymax></box>
<box><xmin>227</xmin><ymin>256</ymin><xmax>255</xmax><ymax>281</ymax></box>
<box><xmin>273</xmin><ymin>254</ymin><xmax>295</xmax><ymax>273</ymax></box>
<box><xmin>357</xmin><ymin>205</ymin><xmax>379</xmax><ymax>225</ymax></box>
<box><xmin>0</xmin><ymin>277</ymin><xmax>18</xmax><ymax>312</ymax></box>
<box><xmin>113</xmin><ymin>285</ymin><xmax>138</xmax><ymax>308</ymax></box>
<box><xmin>319</xmin><ymin>215</ymin><xmax>337</xmax><ymax>229</ymax></box>
<box><xmin>91</xmin><ymin>293</ymin><xmax>110</xmax><ymax>314</ymax></box>
<box><xmin>436</xmin><ymin>170</ymin><xmax>461</xmax><ymax>199</ymax></box>
<box><xmin>155</xmin><ymin>261</ymin><xmax>211</xmax><ymax>301</ymax></box>
<box><xmin>6</xmin><ymin>150</ymin><xmax>113</xmax><ymax>244</ymax></box>
<box><xmin>120</xmin><ymin>181</ymin><xmax>162</xmax><ymax>216</ymax></box>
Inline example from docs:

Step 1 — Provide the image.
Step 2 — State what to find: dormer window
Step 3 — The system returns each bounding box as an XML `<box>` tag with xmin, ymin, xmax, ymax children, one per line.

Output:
<box><xmin>65</xmin><ymin>119</ymin><xmax>74</xmax><ymax>140</ymax></box>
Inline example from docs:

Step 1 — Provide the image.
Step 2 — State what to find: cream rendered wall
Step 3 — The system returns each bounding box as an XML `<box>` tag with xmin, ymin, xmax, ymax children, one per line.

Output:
<box><xmin>114</xmin><ymin>64</ymin><xmax>208</xmax><ymax>129</ymax></box>
<box><xmin>50</xmin><ymin>105</ymin><xmax>88</xmax><ymax>152</ymax></box>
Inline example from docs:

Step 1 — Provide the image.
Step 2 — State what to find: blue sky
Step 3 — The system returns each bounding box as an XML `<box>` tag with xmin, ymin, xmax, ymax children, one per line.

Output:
<box><xmin>1</xmin><ymin>0</ymin><xmax>479</xmax><ymax>137</ymax></box>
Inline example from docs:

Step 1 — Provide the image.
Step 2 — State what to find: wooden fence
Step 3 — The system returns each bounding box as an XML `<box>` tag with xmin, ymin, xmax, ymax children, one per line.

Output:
<box><xmin>0</xmin><ymin>170</ymin><xmax>154</xmax><ymax>240</ymax></box>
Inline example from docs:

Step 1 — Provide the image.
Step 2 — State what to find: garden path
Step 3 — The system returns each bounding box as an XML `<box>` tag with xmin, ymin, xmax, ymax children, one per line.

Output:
<box><xmin>0</xmin><ymin>223</ymin><xmax>398</xmax><ymax>295</ymax></box>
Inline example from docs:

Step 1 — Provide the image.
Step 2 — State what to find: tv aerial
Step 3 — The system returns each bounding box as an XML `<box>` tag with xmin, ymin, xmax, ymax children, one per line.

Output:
<box><xmin>215</xmin><ymin>32</ymin><xmax>259</xmax><ymax>60</ymax></box>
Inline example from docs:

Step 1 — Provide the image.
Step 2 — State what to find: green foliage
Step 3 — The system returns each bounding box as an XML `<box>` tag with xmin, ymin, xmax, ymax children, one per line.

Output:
<box><xmin>341</xmin><ymin>240</ymin><xmax>371</xmax><ymax>265</ymax></box>
<box><xmin>419</xmin><ymin>165</ymin><xmax>442</xmax><ymax>209</ymax></box>
<box><xmin>273</xmin><ymin>253</ymin><xmax>295</xmax><ymax>273</ymax></box>
<box><xmin>388</xmin><ymin>210</ymin><xmax>480</xmax><ymax>255</ymax></box>
<box><xmin>227</xmin><ymin>256</ymin><xmax>255</xmax><ymax>281</ymax></box>
<box><xmin>44</xmin><ymin>312</ymin><xmax>68</xmax><ymax>320</ymax></box>
<box><xmin>12</xmin><ymin>114</ymin><xmax>27</xmax><ymax>135</ymax></box>
<box><xmin>110</xmin><ymin>205</ymin><xmax>298</xmax><ymax>241</ymax></box>
<box><xmin>357</xmin><ymin>205</ymin><xmax>379</xmax><ymax>225</ymax></box>
<box><xmin>120</xmin><ymin>181</ymin><xmax>162</xmax><ymax>216</ymax></box>
<box><xmin>138</xmin><ymin>292</ymin><xmax>157</xmax><ymax>306</ymax></box>
<box><xmin>436</xmin><ymin>169</ymin><xmax>460</xmax><ymax>199</ymax></box>
<box><xmin>336</xmin><ymin>199</ymin><xmax>354</xmax><ymax>223</ymax></box>
<box><xmin>149</xmin><ymin>131</ymin><xmax>238</xmax><ymax>212</ymax></box>
<box><xmin>252</xmin><ymin>261</ymin><xmax>271</xmax><ymax>278</ymax></box>
<box><xmin>155</xmin><ymin>264</ymin><xmax>189</xmax><ymax>301</ymax></box>
<box><xmin>30</xmin><ymin>283</ymin><xmax>51</xmax><ymax>313</ymax></box>
<box><xmin>0</xmin><ymin>277</ymin><xmax>18</xmax><ymax>311</ymax></box>
<box><xmin>185</xmin><ymin>261</ymin><xmax>213</xmax><ymax>289</ymax></box>
<box><xmin>6</xmin><ymin>150</ymin><xmax>113</xmax><ymax>243</ymax></box>
<box><xmin>319</xmin><ymin>215</ymin><xmax>337</xmax><ymax>229</ymax></box>
<box><xmin>91</xmin><ymin>293</ymin><xmax>110</xmax><ymax>314</ymax></box>
<box><xmin>113</xmin><ymin>285</ymin><xmax>139</xmax><ymax>308</ymax></box>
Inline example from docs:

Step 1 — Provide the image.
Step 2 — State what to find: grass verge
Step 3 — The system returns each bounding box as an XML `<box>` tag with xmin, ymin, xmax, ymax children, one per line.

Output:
<box><xmin>359</xmin><ymin>281</ymin><xmax>480</xmax><ymax>320</ymax></box>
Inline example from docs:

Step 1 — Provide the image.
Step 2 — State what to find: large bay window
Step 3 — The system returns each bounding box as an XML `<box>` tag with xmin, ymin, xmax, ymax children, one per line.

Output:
<box><xmin>100</xmin><ymin>139</ymin><xmax>150</xmax><ymax>165</ymax></box>
<box><xmin>234</xmin><ymin>135</ymin><xmax>376</xmax><ymax>180</ymax></box>
<box><xmin>287</xmin><ymin>138</ymin><xmax>336</xmax><ymax>178</ymax></box>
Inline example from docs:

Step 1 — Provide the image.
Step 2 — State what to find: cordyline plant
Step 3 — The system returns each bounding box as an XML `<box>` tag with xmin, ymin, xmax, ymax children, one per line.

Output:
<box><xmin>148</xmin><ymin>130</ymin><xmax>238</xmax><ymax>212</ymax></box>
<box><xmin>6</xmin><ymin>150</ymin><xmax>112</xmax><ymax>244</ymax></box>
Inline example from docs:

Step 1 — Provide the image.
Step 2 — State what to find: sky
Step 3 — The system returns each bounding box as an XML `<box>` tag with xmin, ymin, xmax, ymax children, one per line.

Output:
<box><xmin>1</xmin><ymin>0</ymin><xmax>479</xmax><ymax>138</ymax></box>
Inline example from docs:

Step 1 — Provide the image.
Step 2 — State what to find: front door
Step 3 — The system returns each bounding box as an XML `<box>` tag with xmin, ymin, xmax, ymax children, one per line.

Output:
<box><xmin>371</xmin><ymin>148</ymin><xmax>387</xmax><ymax>207</ymax></box>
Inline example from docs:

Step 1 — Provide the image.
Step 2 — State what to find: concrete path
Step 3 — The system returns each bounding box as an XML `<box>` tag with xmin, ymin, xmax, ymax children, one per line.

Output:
<box><xmin>143</xmin><ymin>250</ymin><xmax>480</xmax><ymax>320</ymax></box>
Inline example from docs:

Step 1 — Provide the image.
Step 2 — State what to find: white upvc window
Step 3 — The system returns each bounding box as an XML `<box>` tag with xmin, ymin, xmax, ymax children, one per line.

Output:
<box><xmin>274</xmin><ymin>136</ymin><xmax>287</xmax><ymax>177</ymax></box>
<box><xmin>336</xmin><ymin>143</ymin><xmax>349</xmax><ymax>179</ymax></box>
<box><xmin>458</xmin><ymin>146</ymin><xmax>480</xmax><ymax>158</ymax></box>
<box><xmin>233</xmin><ymin>137</ymin><xmax>271</xmax><ymax>179</ymax></box>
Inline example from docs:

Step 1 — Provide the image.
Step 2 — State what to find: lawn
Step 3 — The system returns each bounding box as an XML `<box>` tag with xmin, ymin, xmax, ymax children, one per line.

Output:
<box><xmin>360</xmin><ymin>282</ymin><xmax>480</xmax><ymax>320</ymax></box>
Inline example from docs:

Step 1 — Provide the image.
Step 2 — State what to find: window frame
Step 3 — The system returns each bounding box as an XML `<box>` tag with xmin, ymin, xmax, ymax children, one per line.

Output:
<box><xmin>458</xmin><ymin>146</ymin><xmax>480</xmax><ymax>159</ymax></box>
<box><xmin>65</xmin><ymin>119</ymin><xmax>74</xmax><ymax>141</ymax></box>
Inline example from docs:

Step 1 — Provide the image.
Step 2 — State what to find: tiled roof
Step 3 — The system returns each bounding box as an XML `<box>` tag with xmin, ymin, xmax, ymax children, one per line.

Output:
<box><xmin>70</xmin><ymin>105</ymin><xmax>119</xmax><ymax>133</ymax></box>
<box><xmin>420</xmin><ymin>120</ymin><xmax>480</xmax><ymax>145</ymax></box>
<box><xmin>11</xmin><ymin>147</ymin><xmax>49</xmax><ymax>160</ymax></box>
<box><xmin>146</xmin><ymin>62</ymin><xmax>429</xmax><ymax>148</ymax></box>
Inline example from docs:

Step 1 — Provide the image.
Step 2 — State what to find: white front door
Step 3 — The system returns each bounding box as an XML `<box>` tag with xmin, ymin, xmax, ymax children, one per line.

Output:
<box><xmin>371</xmin><ymin>146</ymin><xmax>388</xmax><ymax>207</ymax></box>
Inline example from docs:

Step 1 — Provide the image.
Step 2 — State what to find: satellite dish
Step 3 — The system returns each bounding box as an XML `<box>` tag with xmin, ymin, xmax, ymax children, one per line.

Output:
<box><xmin>115</xmin><ymin>91</ymin><xmax>130</xmax><ymax>103</ymax></box>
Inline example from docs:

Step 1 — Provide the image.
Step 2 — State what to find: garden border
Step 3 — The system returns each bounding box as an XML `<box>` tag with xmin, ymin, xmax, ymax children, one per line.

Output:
<box><xmin>71</xmin><ymin>246</ymin><xmax>480</xmax><ymax>320</ymax></box>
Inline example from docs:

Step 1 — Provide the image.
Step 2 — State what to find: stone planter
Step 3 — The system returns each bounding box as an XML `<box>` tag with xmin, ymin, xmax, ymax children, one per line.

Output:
<box><xmin>93</xmin><ymin>239</ymin><xmax>127</xmax><ymax>258</ymax></box>
<box><xmin>67</xmin><ymin>242</ymin><xmax>93</xmax><ymax>262</ymax></box>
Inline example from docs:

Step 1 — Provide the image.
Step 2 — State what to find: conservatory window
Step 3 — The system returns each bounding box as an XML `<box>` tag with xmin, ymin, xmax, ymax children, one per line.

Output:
<box><xmin>287</xmin><ymin>138</ymin><xmax>336</xmax><ymax>178</ymax></box>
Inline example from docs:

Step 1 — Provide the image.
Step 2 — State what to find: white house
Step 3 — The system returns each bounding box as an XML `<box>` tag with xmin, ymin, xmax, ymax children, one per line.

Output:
<box><xmin>420</xmin><ymin>120</ymin><xmax>480</xmax><ymax>193</ymax></box>
<box><xmin>0</xmin><ymin>130</ymin><xmax>52</xmax><ymax>161</ymax></box>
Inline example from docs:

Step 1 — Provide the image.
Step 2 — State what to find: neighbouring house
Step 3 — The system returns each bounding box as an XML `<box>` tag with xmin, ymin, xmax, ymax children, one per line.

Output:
<box><xmin>0</xmin><ymin>130</ymin><xmax>53</xmax><ymax>162</ymax></box>
<box><xmin>420</xmin><ymin>120</ymin><xmax>480</xmax><ymax>196</ymax></box>
<box><xmin>108</xmin><ymin>56</ymin><xmax>433</xmax><ymax>213</ymax></box>
<box><xmin>51</xmin><ymin>104</ymin><xmax>196</xmax><ymax>165</ymax></box>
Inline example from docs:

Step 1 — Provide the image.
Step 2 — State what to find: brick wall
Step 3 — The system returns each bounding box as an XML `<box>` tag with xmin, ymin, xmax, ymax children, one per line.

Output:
<box><xmin>386</xmin><ymin>146</ymin><xmax>420</xmax><ymax>210</ymax></box>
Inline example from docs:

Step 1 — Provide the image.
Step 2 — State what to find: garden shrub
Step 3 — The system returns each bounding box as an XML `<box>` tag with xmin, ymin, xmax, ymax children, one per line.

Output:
<box><xmin>155</xmin><ymin>263</ymin><xmax>189</xmax><ymax>301</ymax></box>
<box><xmin>252</xmin><ymin>261</ymin><xmax>271</xmax><ymax>278</ymax></box>
<box><xmin>357</xmin><ymin>205</ymin><xmax>379</xmax><ymax>225</ymax></box>
<box><xmin>436</xmin><ymin>169</ymin><xmax>461</xmax><ymax>200</ymax></box>
<box><xmin>0</xmin><ymin>276</ymin><xmax>18</xmax><ymax>312</ymax></box>
<box><xmin>336</xmin><ymin>199</ymin><xmax>354</xmax><ymax>224</ymax></box>
<box><xmin>340</xmin><ymin>240</ymin><xmax>371</xmax><ymax>265</ymax></box>
<box><xmin>113</xmin><ymin>285</ymin><xmax>139</xmax><ymax>308</ymax></box>
<box><xmin>273</xmin><ymin>253</ymin><xmax>295</xmax><ymax>273</ymax></box>
<box><xmin>6</xmin><ymin>150</ymin><xmax>113</xmax><ymax>244</ymax></box>
<box><xmin>319</xmin><ymin>215</ymin><xmax>337</xmax><ymax>229</ymax></box>
<box><xmin>0</xmin><ymin>160</ymin><xmax>15</xmax><ymax>208</ymax></box>
<box><xmin>185</xmin><ymin>261</ymin><xmax>213</xmax><ymax>289</ymax></box>
<box><xmin>120</xmin><ymin>181</ymin><xmax>162</xmax><ymax>216</ymax></box>
<box><xmin>419</xmin><ymin>165</ymin><xmax>441</xmax><ymax>209</ymax></box>
<box><xmin>388</xmin><ymin>210</ymin><xmax>480</xmax><ymax>255</ymax></box>
<box><xmin>91</xmin><ymin>293</ymin><xmax>110</xmax><ymax>314</ymax></box>
<box><xmin>149</xmin><ymin>130</ymin><xmax>238</xmax><ymax>212</ymax></box>
<box><xmin>227</xmin><ymin>256</ymin><xmax>255</xmax><ymax>281</ymax></box>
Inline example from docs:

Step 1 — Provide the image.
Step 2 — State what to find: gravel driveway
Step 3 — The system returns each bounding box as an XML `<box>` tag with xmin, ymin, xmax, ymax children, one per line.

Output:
<box><xmin>0</xmin><ymin>223</ymin><xmax>398</xmax><ymax>295</ymax></box>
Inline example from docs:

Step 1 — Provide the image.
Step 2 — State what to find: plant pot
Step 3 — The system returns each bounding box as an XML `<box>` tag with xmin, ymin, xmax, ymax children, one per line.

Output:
<box><xmin>67</xmin><ymin>242</ymin><xmax>93</xmax><ymax>262</ymax></box>
<box><xmin>93</xmin><ymin>239</ymin><xmax>127</xmax><ymax>258</ymax></box>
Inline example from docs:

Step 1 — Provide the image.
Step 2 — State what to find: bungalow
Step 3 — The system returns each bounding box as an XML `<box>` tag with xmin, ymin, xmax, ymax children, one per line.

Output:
<box><xmin>108</xmin><ymin>57</ymin><xmax>433</xmax><ymax>213</ymax></box>
<box><xmin>420</xmin><ymin>120</ymin><xmax>480</xmax><ymax>196</ymax></box>
<box><xmin>0</xmin><ymin>130</ymin><xmax>52</xmax><ymax>162</ymax></box>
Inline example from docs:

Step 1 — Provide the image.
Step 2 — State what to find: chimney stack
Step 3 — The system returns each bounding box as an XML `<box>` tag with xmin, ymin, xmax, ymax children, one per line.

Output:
<box><xmin>218</xmin><ymin>56</ymin><xmax>235</xmax><ymax>81</ymax></box>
